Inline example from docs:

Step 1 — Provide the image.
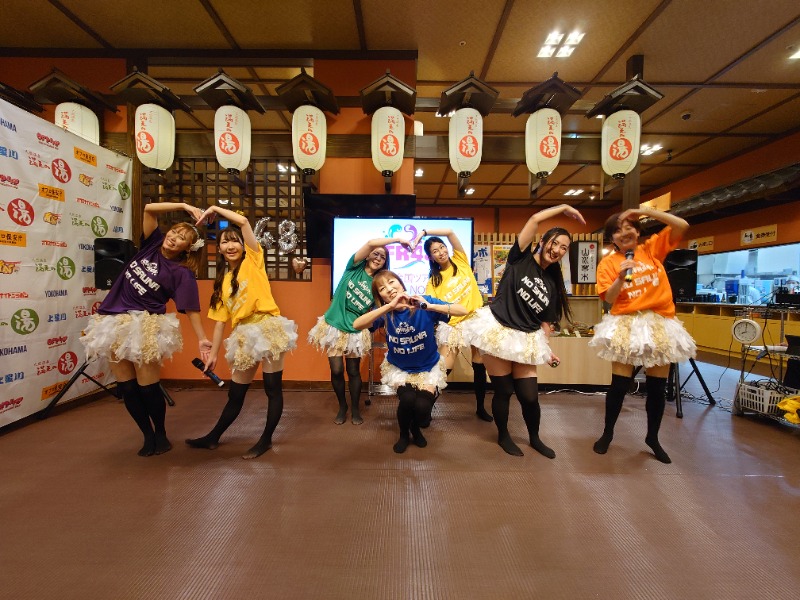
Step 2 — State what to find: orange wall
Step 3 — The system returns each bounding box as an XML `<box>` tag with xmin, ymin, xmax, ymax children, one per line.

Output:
<box><xmin>686</xmin><ymin>202</ymin><xmax>800</xmax><ymax>253</ymax></box>
<box><xmin>643</xmin><ymin>131</ymin><xmax>800</xmax><ymax>204</ymax></box>
<box><xmin>642</xmin><ymin>130</ymin><xmax>800</xmax><ymax>253</ymax></box>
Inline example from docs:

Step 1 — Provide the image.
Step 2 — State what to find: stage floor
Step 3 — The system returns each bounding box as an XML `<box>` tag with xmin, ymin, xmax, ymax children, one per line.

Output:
<box><xmin>1</xmin><ymin>359</ymin><xmax>799</xmax><ymax>599</ymax></box>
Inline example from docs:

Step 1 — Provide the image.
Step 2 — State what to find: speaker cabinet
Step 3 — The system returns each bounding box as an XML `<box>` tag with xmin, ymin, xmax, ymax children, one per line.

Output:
<box><xmin>664</xmin><ymin>249</ymin><xmax>698</xmax><ymax>301</ymax></box>
<box><xmin>94</xmin><ymin>238</ymin><xmax>137</xmax><ymax>290</ymax></box>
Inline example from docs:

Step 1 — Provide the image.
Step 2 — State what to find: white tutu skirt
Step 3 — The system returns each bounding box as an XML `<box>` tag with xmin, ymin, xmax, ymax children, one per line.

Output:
<box><xmin>307</xmin><ymin>316</ymin><xmax>371</xmax><ymax>357</ymax></box>
<box><xmin>435</xmin><ymin>316</ymin><xmax>476</xmax><ymax>351</ymax></box>
<box><xmin>80</xmin><ymin>311</ymin><xmax>182</xmax><ymax>365</ymax></box>
<box><xmin>589</xmin><ymin>310</ymin><xmax>697</xmax><ymax>368</ymax></box>
<box><xmin>460</xmin><ymin>306</ymin><xmax>552</xmax><ymax>365</ymax></box>
<box><xmin>224</xmin><ymin>313</ymin><xmax>298</xmax><ymax>371</ymax></box>
<box><xmin>380</xmin><ymin>356</ymin><xmax>448</xmax><ymax>391</ymax></box>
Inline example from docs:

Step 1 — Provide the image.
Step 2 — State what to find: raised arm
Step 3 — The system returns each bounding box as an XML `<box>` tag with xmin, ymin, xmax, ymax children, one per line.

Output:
<box><xmin>196</xmin><ymin>205</ymin><xmax>259</xmax><ymax>251</ymax></box>
<box><xmin>517</xmin><ymin>204</ymin><xmax>585</xmax><ymax>251</ymax></box>
<box><xmin>619</xmin><ymin>207</ymin><xmax>689</xmax><ymax>246</ymax></box>
<box><xmin>412</xmin><ymin>228</ymin><xmax>465</xmax><ymax>255</ymax></box>
<box><xmin>143</xmin><ymin>202</ymin><xmax>205</xmax><ymax>238</ymax></box>
<box><xmin>353</xmin><ymin>235</ymin><xmax>413</xmax><ymax>263</ymax></box>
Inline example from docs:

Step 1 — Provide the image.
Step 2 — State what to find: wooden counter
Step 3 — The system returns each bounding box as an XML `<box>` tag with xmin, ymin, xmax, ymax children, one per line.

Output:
<box><xmin>676</xmin><ymin>302</ymin><xmax>800</xmax><ymax>359</ymax></box>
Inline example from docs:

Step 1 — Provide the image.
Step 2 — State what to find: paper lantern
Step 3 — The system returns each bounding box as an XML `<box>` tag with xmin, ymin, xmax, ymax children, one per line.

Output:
<box><xmin>291</xmin><ymin>105</ymin><xmax>326</xmax><ymax>174</ymax></box>
<box><xmin>214</xmin><ymin>105</ymin><xmax>251</xmax><ymax>172</ymax></box>
<box><xmin>134</xmin><ymin>104</ymin><xmax>175</xmax><ymax>170</ymax></box>
<box><xmin>371</xmin><ymin>106</ymin><xmax>405</xmax><ymax>176</ymax></box>
<box><xmin>525</xmin><ymin>108</ymin><xmax>561</xmax><ymax>178</ymax></box>
<box><xmin>448</xmin><ymin>108</ymin><xmax>482</xmax><ymax>176</ymax></box>
<box><xmin>55</xmin><ymin>102</ymin><xmax>100</xmax><ymax>145</ymax></box>
<box><xmin>601</xmin><ymin>110</ymin><xmax>641</xmax><ymax>179</ymax></box>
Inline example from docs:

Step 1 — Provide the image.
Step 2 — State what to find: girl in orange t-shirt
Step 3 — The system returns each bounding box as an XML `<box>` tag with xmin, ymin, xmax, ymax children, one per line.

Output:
<box><xmin>589</xmin><ymin>208</ymin><xmax>696</xmax><ymax>464</ymax></box>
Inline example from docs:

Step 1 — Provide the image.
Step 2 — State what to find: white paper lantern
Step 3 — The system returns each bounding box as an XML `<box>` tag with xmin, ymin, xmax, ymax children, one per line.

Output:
<box><xmin>601</xmin><ymin>110</ymin><xmax>641</xmax><ymax>179</ymax></box>
<box><xmin>449</xmin><ymin>107</ymin><xmax>482</xmax><ymax>176</ymax></box>
<box><xmin>525</xmin><ymin>108</ymin><xmax>561</xmax><ymax>178</ymax></box>
<box><xmin>291</xmin><ymin>105</ymin><xmax>326</xmax><ymax>174</ymax></box>
<box><xmin>371</xmin><ymin>106</ymin><xmax>405</xmax><ymax>175</ymax></box>
<box><xmin>214</xmin><ymin>105</ymin><xmax>251</xmax><ymax>172</ymax></box>
<box><xmin>55</xmin><ymin>102</ymin><xmax>100</xmax><ymax>145</ymax></box>
<box><xmin>134</xmin><ymin>104</ymin><xmax>175</xmax><ymax>170</ymax></box>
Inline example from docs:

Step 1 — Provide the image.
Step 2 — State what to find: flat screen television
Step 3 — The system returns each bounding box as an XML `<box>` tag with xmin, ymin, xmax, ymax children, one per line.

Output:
<box><xmin>304</xmin><ymin>192</ymin><xmax>416</xmax><ymax>258</ymax></box>
<box><xmin>331</xmin><ymin>216</ymin><xmax>474</xmax><ymax>298</ymax></box>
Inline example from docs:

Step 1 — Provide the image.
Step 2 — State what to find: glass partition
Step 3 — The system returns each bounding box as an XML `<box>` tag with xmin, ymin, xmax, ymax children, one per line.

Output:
<box><xmin>697</xmin><ymin>243</ymin><xmax>800</xmax><ymax>304</ymax></box>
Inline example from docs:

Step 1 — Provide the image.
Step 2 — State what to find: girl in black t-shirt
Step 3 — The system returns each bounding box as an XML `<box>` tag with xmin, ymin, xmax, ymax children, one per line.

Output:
<box><xmin>462</xmin><ymin>204</ymin><xmax>585</xmax><ymax>457</ymax></box>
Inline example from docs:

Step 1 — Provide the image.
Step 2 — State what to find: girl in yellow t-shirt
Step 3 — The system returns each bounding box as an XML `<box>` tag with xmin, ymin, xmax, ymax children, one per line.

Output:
<box><xmin>411</xmin><ymin>227</ymin><xmax>492</xmax><ymax>423</ymax></box>
<box><xmin>589</xmin><ymin>207</ymin><xmax>696</xmax><ymax>464</ymax></box>
<box><xmin>185</xmin><ymin>205</ymin><xmax>298</xmax><ymax>459</ymax></box>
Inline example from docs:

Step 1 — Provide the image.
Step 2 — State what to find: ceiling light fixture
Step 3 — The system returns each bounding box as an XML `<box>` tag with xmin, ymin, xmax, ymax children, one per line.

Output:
<box><xmin>640</xmin><ymin>144</ymin><xmax>662</xmax><ymax>156</ymax></box>
<box><xmin>415</xmin><ymin>168</ymin><xmax>424</xmax><ymax>177</ymax></box>
<box><xmin>790</xmin><ymin>48</ymin><xmax>800</xmax><ymax>59</ymax></box>
<box><xmin>539</xmin><ymin>30</ymin><xmax>584</xmax><ymax>59</ymax></box>
<box><xmin>465</xmin><ymin>187</ymin><xmax>475</xmax><ymax>195</ymax></box>
<box><xmin>545</xmin><ymin>32</ymin><xmax>564</xmax><ymax>45</ymax></box>
<box><xmin>538</xmin><ymin>46</ymin><xmax>556</xmax><ymax>58</ymax></box>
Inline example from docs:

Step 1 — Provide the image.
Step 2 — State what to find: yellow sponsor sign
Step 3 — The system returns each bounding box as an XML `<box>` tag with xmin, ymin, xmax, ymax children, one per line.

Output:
<box><xmin>41</xmin><ymin>380</ymin><xmax>68</xmax><ymax>400</ymax></box>
<box><xmin>688</xmin><ymin>236</ymin><xmax>714</xmax><ymax>253</ymax></box>
<box><xmin>38</xmin><ymin>183</ymin><xmax>65</xmax><ymax>201</ymax></box>
<box><xmin>741</xmin><ymin>224</ymin><xmax>777</xmax><ymax>246</ymax></box>
<box><xmin>74</xmin><ymin>147</ymin><xmax>97</xmax><ymax>166</ymax></box>
<box><xmin>640</xmin><ymin>192</ymin><xmax>671</xmax><ymax>211</ymax></box>
<box><xmin>0</xmin><ymin>230</ymin><xmax>27</xmax><ymax>247</ymax></box>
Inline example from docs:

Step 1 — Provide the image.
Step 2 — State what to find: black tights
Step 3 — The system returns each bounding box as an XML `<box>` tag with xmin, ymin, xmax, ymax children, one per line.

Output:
<box><xmin>243</xmin><ymin>371</ymin><xmax>284</xmax><ymax>459</ymax></box>
<box><xmin>139</xmin><ymin>382</ymin><xmax>171</xmax><ymax>456</ymax></box>
<box><xmin>185</xmin><ymin>381</ymin><xmax>250</xmax><ymax>449</ymax></box>
<box><xmin>593</xmin><ymin>373</ymin><xmax>671</xmax><ymax>463</ymax></box>
<box><xmin>394</xmin><ymin>385</ymin><xmax>435</xmax><ymax>453</ymax></box>
<box><xmin>118</xmin><ymin>379</ymin><xmax>154</xmax><ymax>457</ymax></box>
<box><xmin>328</xmin><ymin>356</ymin><xmax>363</xmax><ymax>422</ymax></box>
<box><xmin>472</xmin><ymin>362</ymin><xmax>492</xmax><ymax>420</ymax></box>
<box><xmin>491</xmin><ymin>375</ymin><xmax>555</xmax><ymax>458</ymax></box>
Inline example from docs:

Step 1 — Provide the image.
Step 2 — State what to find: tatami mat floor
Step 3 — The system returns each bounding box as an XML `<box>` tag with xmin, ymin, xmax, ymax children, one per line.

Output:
<box><xmin>1</xmin><ymin>359</ymin><xmax>799</xmax><ymax>599</ymax></box>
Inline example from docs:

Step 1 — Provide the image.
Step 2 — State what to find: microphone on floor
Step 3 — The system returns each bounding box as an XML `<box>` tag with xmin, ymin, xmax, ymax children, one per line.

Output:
<box><xmin>192</xmin><ymin>358</ymin><xmax>225</xmax><ymax>387</ymax></box>
<box><xmin>624</xmin><ymin>250</ymin><xmax>635</xmax><ymax>282</ymax></box>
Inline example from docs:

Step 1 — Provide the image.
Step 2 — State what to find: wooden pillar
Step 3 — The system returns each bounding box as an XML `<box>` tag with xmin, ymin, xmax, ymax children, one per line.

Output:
<box><xmin>622</xmin><ymin>55</ymin><xmax>644</xmax><ymax>210</ymax></box>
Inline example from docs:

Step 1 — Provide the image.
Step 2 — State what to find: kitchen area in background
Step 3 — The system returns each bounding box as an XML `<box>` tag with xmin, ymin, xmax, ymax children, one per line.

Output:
<box><xmin>696</xmin><ymin>242</ymin><xmax>800</xmax><ymax>305</ymax></box>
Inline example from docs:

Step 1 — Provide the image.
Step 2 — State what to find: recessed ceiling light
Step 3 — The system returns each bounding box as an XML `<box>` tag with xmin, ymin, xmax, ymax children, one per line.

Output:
<box><xmin>218</xmin><ymin>198</ymin><xmax>230</xmax><ymax>205</ymax></box>
<box><xmin>545</xmin><ymin>32</ymin><xmax>564</xmax><ymax>45</ymax></box>
<box><xmin>538</xmin><ymin>46</ymin><xmax>556</xmax><ymax>58</ymax></box>
<box><xmin>790</xmin><ymin>48</ymin><xmax>800</xmax><ymax>59</ymax></box>
<box><xmin>556</xmin><ymin>46</ymin><xmax>574</xmax><ymax>58</ymax></box>
<box><xmin>465</xmin><ymin>188</ymin><xmax>475</xmax><ymax>195</ymax></box>
<box><xmin>415</xmin><ymin>168</ymin><xmax>424</xmax><ymax>177</ymax></box>
<box><xmin>564</xmin><ymin>31</ymin><xmax>585</xmax><ymax>45</ymax></box>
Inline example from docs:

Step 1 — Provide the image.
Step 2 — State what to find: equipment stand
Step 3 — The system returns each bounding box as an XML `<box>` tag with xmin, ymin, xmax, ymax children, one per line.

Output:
<box><xmin>38</xmin><ymin>361</ymin><xmax>176</xmax><ymax>419</ymax></box>
<box><xmin>667</xmin><ymin>358</ymin><xmax>716</xmax><ymax>419</ymax></box>
<box><xmin>38</xmin><ymin>361</ymin><xmax>116</xmax><ymax>419</ymax></box>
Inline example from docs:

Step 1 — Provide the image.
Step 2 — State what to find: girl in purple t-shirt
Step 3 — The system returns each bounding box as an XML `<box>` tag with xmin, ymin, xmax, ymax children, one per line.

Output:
<box><xmin>81</xmin><ymin>202</ymin><xmax>211</xmax><ymax>457</ymax></box>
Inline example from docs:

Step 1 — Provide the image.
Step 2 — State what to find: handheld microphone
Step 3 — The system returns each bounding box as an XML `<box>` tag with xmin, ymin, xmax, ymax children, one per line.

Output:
<box><xmin>192</xmin><ymin>358</ymin><xmax>225</xmax><ymax>387</ymax></box>
<box><xmin>624</xmin><ymin>250</ymin><xmax>635</xmax><ymax>282</ymax></box>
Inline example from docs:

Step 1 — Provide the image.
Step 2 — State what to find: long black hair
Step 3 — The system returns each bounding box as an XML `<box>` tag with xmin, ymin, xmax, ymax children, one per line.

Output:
<box><xmin>424</xmin><ymin>236</ymin><xmax>457</xmax><ymax>288</ymax></box>
<box><xmin>210</xmin><ymin>225</ymin><xmax>245</xmax><ymax>309</ymax></box>
<box><xmin>533</xmin><ymin>227</ymin><xmax>573</xmax><ymax>324</ymax></box>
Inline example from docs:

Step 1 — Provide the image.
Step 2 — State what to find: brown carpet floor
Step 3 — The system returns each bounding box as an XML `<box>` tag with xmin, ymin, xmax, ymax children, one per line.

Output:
<box><xmin>1</xmin><ymin>360</ymin><xmax>799</xmax><ymax>599</ymax></box>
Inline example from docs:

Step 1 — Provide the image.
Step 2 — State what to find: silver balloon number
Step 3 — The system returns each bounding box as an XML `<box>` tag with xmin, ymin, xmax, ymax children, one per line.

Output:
<box><xmin>253</xmin><ymin>217</ymin><xmax>275</xmax><ymax>249</ymax></box>
<box><xmin>277</xmin><ymin>220</ymin><xmax>298</xmax><ymax>254</ymax></box>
